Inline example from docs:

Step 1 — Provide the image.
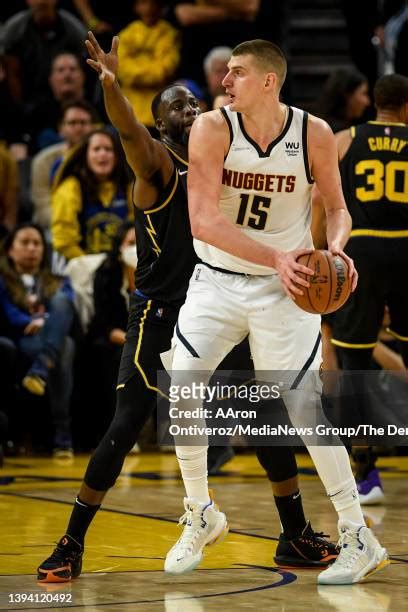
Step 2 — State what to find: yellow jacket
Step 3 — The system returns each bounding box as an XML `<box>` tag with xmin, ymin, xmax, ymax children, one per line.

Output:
<box><xmin>117</xmin><ymin>19</ymin><xmax>180</xmax><ymax>127</ymax></box>
<box><xmin>51</xmin><ymin>176</ymin><xmax>133</xmax><ymax>260</ymax></box>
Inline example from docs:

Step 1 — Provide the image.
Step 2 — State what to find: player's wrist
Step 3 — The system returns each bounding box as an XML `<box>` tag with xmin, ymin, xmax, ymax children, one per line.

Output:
<box><xmin>269</xmin><ymin>248</ymin><xmax>282</xmax><ymax>269</ymax></box>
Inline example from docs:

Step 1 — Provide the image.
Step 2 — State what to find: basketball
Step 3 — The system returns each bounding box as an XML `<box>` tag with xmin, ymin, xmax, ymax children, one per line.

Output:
<box><xmin>294</xmin><ymin>250</ymin><xmax>351</xmax><ymax>314</ymax></box>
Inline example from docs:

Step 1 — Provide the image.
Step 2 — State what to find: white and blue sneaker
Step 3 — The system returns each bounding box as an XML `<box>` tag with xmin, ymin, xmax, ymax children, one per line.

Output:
<box><xmin>164</xmin><ymin>497</ymin><xmax>228</xmax><ymax>575</ymax></box>
<box><xmin>318</xmin><ymin>519</ymin><xmax>389</xmax><ymax>585</ymax></box>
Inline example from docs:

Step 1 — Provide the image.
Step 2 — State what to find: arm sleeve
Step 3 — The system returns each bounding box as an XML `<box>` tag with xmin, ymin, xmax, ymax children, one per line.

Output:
<box><xmin>117</xmin><ymin>21</ymin><xmax>180</xmax><ymax>87</ymax></box>
<box><xmin>51</xmin><ymin>176</ymin><xmax>85</xmax><ymax>260</ymax></box>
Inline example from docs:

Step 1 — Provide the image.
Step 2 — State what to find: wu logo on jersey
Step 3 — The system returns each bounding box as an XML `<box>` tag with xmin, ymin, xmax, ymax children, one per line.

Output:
<box><xmin>285</xmin><ymin>142</ymin><xmax>300</xmax><ymax>156</ymax></box>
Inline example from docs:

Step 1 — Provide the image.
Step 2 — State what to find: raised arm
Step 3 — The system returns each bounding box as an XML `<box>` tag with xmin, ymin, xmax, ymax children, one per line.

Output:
<box><xmin>188</xmin><ymin>112</ymin><xmax>314</xmax><ymax>299</ymax></box>
<box><xmin>308</xmin><ymin>116</ymin><xmax>357</xmax><ymax>289</ymax></box>
<box><xmin>85</xmin><ymin>32</ymin><xmax>171</xmax><ymax>182</ymax></box>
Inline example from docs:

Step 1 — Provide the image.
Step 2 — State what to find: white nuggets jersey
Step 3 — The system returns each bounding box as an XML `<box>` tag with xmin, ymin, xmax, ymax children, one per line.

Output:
<box><xmin>194</xmin><ymin>105</ymin><xmax>315</xmax><ymax>275</ymax></box>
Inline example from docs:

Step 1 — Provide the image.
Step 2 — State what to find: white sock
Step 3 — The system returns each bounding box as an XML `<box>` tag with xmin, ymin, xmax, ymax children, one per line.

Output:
<box><xmin>176</xmin><ymin>446</ymin><xmax>210</xmax><ymax>505</ymax></box>
<box><xmin>307</xmin><ymin>445</ymin><xmax>365</xmax><ymax>525</ymax></box>
<box><xmin>282</xmin><ymin>389</ymin><xmax>365</xmax><ymax>526</ymax></box>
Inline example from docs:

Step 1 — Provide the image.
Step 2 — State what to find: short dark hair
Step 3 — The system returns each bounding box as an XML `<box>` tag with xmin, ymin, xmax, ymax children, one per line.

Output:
<box><xmin>59</xmin><ymin>99</ymin><xmax>99</xmax><ymax>124</ymax></box>
<box><xmin>151</xmin><ymin>85</ymin><xmax>177</xmax><ymax>121</ymax></box>
<box><xmin>374</xmin><ymin>74</ymin><xmax>408</xmax><ymax>110</ymax></box>
<box><xmin>231</xmin><ymin>40</ymin><xmax>287</xmax><ymax>87</ymax></box>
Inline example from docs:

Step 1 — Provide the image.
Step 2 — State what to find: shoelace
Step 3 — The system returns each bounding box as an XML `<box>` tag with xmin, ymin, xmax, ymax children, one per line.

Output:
<box><xmin>177</xmin><ymin>508</ymin><xmax>206</xmax><ymax>555</ymax></box>
<box><xmin>333</xmin><ymin>530</ymin><xmax>362</xmax><ymax>569</ymax></box>
<box><xmin>47</xmin><ymin>543</ymin><xmax>70</xmax><ymax>564</ymax></box>
<box><xmin>48</xmin><ymin>542</ymin><xmax>78</xmax><ymax>564</ymax></box>
<box><xmin>303</xmin><ymin>532</ymin><xmax>331</xmax><ymax>549</ymax></box>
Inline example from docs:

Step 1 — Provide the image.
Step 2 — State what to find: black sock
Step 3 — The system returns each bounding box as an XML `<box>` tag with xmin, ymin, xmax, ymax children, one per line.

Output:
<box><xmin>66</xmin><ymin>497</ymin><xmax>101</xmax><ymax>546</ymax></box>
<box><xmin>274</xmin><ymin>490</ymin><xmax>307</xmax><ymax>540</ymax></box>
<box><xmin>353</xmin><ymin>448</ymin><xmax>377</xmax><ymax>480</ymax></box>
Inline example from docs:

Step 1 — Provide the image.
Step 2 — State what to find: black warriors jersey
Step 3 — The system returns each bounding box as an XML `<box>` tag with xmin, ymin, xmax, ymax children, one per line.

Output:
<box><xmin>133</xmin><ymin>145</ymin><xmax>197</xmax><ymax>304</ymax></box>
<box><xmin>340</xmin><ymin>122</ymin><xmax>408</xmax><ymax>232</ymax></box>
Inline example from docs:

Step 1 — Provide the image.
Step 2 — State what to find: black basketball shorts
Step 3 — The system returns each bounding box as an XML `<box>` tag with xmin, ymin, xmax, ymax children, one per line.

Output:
<box><xmin>117</xmin><ymin>294</ymin><xmax>180</xmax><ymax>390</ymax></box>
<box><xmin>332</xmin><ymin>236</ymin><xmax>408</xmax><ymax>348</ymax></box>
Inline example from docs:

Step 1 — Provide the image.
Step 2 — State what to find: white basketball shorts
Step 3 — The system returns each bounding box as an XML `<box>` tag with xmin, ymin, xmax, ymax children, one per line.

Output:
<box><xmin>163</xmin><ymin>264</ymin><xmax>322</xmax><ymax>386</ymax></box>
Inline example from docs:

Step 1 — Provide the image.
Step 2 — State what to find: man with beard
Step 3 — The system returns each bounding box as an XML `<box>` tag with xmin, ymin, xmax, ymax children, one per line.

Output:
<box><xmin>37</xmin><ymin>33</ymin><xmax>337</xmax><ymax>583</ymax></box>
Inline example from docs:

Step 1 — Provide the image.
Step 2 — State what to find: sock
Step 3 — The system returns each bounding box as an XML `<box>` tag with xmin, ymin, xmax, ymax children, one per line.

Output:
<box><xmin>306</xmin><ymin>445</ymin><xmax>365</xmax><ymax>525</ymax></box>
<box><xmin>274</xmin><ymin>490</ymin><xmax>307</xmax><ymax>539</ymax></box>
<box><xmin>327</xmin><ymin>477</ymin><xmax>365</xmax><ymax>525</ymax></box>
<box><xmin>353</xmin><ymin>448</ymin><xmax>377</xmax><ymax>480</ymax></box>
<box><xmin>283</xmin><ymin>389</ymin><xmax>366</xmax><ymax>526</ymax></box>
<box><xmin>66</xmin><ymin>497</ymin><xmax>101</xmax><ymax>545</ymax></box>
<box><xmin>176</xmin><ymin>446</ymin><xmax>210</xmax><ymax>504</ymax></box>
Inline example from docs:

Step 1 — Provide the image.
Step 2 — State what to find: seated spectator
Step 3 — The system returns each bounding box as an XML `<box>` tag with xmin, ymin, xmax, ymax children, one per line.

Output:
<box><xmin>0</xmin><ymin>223</ymin><xmax>75</xmax><ymax>456</ymax></box>
<box><xmin>117</xmin><ymin>0</ymin><xmax>180</xmax><ymax>128</ymax></box>
<box><xmin>3</xmin><ymin>1</ymin><xmax>86</xmax><ymax>110</ymax></box>
<box><xmin>0</xmin><ymin>144</ymin><xmax>19</xmax><ymax>239</ymax></box>
<box><xmin>25</xmin><ymin>51</ymin><xmax>89</xmax><ymax>151</ymax></box>
<box><xmin>51</xmin><ymin>128</ymin><xmax>133</xmax><ymax>260</ymax></box>
<box><xmin>314</xmin><ymin>68</ymin><xmax>371</xmax><ymax>132</ymax></box>
<box><xmin>202</xmin><ymin>46</ymin><xmax>231</xmax><ymax>108</ymax></box>
<box><xmin>88</xmin><ymin>220</ymin><xmax>136</xmax><ymax>433</ymax></box>
<box><xmin>31</xmin><ymin>100</ymin><xmax>97</xmax><ymax>229</ymax></box>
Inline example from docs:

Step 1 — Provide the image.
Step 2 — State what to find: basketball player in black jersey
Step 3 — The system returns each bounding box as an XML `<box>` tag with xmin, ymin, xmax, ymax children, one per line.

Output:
<box><xmin>36</xmin><ymin>33</ymin><xmax>337</xmax><ymax>583</ymax></box>
<box><xmin>331</xmin><ymin>74</ymin><xmax>408</xmax><ymax>504</ymax></box>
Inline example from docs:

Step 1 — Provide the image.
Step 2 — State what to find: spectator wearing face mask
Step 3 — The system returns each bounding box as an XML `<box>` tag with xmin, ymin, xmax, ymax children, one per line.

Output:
<box><xmin>0</xmin><ymin>222</ymin><xmax>76</xmax><ymax>456</ymax></box>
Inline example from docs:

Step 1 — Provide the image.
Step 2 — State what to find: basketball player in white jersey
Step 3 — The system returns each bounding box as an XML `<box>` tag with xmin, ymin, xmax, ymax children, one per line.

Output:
<box><xmin>164</xmin><ymin>40</ymin><xmax>388</xmax><ymax>584</ymax></box>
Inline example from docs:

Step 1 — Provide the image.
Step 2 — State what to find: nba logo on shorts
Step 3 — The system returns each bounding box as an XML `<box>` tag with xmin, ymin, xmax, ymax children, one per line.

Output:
<box><xmin>156</xmin><ymin>308</ymin><xmax>164</xmax><ymax>318</ymax></box>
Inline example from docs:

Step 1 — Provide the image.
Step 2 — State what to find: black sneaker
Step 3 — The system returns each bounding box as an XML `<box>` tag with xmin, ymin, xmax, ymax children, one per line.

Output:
<box><xmin>274</xmin><ymin>521</ymin><xmax>338</xmax><ymax>568</ymax></box>
<box><xmin>37</xmin><ymin>535</ymin><xmax>83</xmax><ymax>582</ymax></box>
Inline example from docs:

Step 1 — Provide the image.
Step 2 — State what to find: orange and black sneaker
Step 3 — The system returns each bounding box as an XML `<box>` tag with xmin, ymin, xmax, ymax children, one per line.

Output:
<box><xmin>37</xmin><ymin>535</ymin><xmax>83</xmax><ymax>582</ymax></box>
<box><xmin>274</xmin><ymin>521</ymin><xmax>338</xmax><ymax>568</ymax></box>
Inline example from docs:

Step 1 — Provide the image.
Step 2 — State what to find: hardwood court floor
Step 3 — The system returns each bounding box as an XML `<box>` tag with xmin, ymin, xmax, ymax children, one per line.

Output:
<box><xmin>0</xmin><ymin>452</ymin><xmax>407</xmax><ymax>611</ymax></box>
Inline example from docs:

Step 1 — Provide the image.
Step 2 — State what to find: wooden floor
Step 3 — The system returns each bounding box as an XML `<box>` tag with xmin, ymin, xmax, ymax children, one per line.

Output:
<box><xmin>0</xmin><ymin>452</ymin><xmax>407</xmax><ymax>611</ymax></box>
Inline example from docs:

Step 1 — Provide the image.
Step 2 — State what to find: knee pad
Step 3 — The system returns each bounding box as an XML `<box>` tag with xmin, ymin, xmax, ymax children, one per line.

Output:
<box><xmin>256</xmin><ymin>445</ymin><xmax>298</xmax><ymax>482</ymax></box>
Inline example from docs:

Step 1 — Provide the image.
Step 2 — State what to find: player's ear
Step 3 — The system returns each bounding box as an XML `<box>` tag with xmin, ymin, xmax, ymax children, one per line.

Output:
<box><xmin>264</xmin><ymin>72</ymin><xmax>275</xmax><ymax>90</ymax></box>
<box><xmin>156</xmin><ymin>117</ymin><xmax>164</xmax><ymax>132</ymax></box>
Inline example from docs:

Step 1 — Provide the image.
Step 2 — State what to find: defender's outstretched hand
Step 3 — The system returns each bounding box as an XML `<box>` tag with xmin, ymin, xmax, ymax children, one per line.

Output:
<box><xmin>85</xmin><ymin>31</ymin><xmax>118</xmax><ymax>86</ymax></box>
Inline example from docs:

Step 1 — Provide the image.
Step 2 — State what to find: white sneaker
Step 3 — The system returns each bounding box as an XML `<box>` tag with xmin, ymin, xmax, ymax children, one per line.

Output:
<box><xmin>164</xmin><ymin>498</ymin><xmax>228</xmax><ymax>575</ymax></box>
<box><xmin>317</xmin><ymin>520</ymin><xmax>389</xmax><ymax>585</ymax></box>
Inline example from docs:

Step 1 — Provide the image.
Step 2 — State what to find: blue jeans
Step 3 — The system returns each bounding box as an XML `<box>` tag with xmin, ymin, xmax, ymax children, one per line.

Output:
<box><xmin>18</xmin><ymin>291</ymin><xmax>75</xmax><ymax>436</ymax></box>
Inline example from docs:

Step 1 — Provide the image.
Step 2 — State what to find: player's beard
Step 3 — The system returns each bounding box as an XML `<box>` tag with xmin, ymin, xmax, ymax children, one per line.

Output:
<box><xmin>181</xmin><ymin>130</ymin><xmax>189</xmax><ymax>145</ymax></box>
<box><xmin>166</xmin><ymin>122</ymin><xmax>188</xmax><ymax>146</ymax></box>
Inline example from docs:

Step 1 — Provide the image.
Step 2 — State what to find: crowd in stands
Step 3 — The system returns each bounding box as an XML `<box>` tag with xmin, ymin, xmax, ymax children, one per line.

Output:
<box><xmin>0</xmin><ymin>0</ymin><xmax>406</xmax><ymax>462</ymax></box>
